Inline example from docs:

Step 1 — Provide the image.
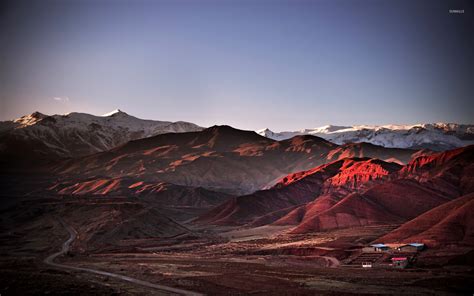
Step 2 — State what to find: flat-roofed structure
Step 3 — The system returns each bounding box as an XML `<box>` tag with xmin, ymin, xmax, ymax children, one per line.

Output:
<box><xmin>397</xmin><ymin>243</ymin><xmax>425</xmax><ymax>252</ymax></box>
<box><xmin>371</xmin><ymin>243</ymin><xmax>389</xmax><ymax>252</ymax></box>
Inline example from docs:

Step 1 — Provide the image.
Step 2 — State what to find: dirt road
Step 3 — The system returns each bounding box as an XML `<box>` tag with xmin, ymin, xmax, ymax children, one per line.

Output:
<box><xmin>44</xmin><ymin>218</ymin><xmax>203</xmax><ymax>296</ymax></box>
<box><xmin>321</xmin><ymin>255</ymin><xmax>340</xmax><ymax>267</ymax></box>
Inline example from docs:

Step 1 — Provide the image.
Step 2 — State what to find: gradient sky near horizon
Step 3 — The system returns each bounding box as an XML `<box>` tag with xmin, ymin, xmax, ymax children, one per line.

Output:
<box><xmin>1</xmin><ymin>0</ymin><xmax>473</xmax><ymax>131</ymax></box>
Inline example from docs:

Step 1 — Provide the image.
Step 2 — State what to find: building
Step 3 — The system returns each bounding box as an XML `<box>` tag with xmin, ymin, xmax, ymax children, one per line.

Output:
<box><xmin>385</xmin><ymin>243</ymin><xmax>406</xmax><ymax>250</ymax></box>
<box><xmin>369</xmin><ymin>243</ymin><xmax>389</xmax><ymax>252</ymax></box>
<box><xmin>409</xmin><ymin>243</ymin><xmax>425</xmax><ymax>251</ymax></box>
<box><xmin>397</xmin><ymin>243</ymin><xmax>425</xmax><ymax>252</ymax></box>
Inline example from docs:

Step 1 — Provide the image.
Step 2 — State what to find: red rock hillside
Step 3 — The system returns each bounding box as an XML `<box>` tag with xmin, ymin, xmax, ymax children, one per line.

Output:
<box><xmin>197</xmin><ymin>157</ymin><xmax>401</xmax><ymax>225</ymax></box>
<box><xmin>376</xmin><ymin>192</ymin><xmax>474</xmax><ymax>246</ymax></box>
<box><xmin>288</xmin><ymin>145</ymin><xmax>474</xmax><ymax>234</ymax></box>
<box><xmin>289</xmin><ymin>179</ymin><xmax>452</xmax><ymax>233</ymax></box>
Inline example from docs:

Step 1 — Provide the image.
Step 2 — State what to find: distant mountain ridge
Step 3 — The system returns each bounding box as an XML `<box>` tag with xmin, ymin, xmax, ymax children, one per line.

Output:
<box><xmin>0</xmin><ymin>110</ymin><xmax>203</xmax><ymax>162</ymax></box>
<box><xmin>257</xmin><ymin>123</ymin><xmax>474</xmax><ymax>151</ymax></box>
<box><xmin>2</xmin><ymin>110</ymin><xmax>470</xmax><ymax>163</ymax></box>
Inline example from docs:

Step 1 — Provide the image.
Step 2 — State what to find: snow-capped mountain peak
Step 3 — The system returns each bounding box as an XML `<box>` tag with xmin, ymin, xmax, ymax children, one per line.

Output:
<box><xmin>256</xmin><ymin>123</ymin><xmax>474</xmax><ymax>151</ymax></box>
<box><xmin>256</xmin><ymin>128</ymin><xmax>276</xmax><ymax>138</ymax></box>
<box><xmin>306</xmin><ymin>125</ymin><xmax>351</xmax><ymax>134</ymax></box>
<box><xmin>0</xmin><ymin>111</ymin><xmax>204</xmax><ymax>160</ymax></box>
<box><xmin>102</xmin><ymin>109</ymin><xmax>126</xmax><ymax>117</ymax></box>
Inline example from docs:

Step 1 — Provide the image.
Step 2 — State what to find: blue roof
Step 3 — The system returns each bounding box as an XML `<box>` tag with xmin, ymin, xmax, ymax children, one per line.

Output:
<box><xmin>408</xmin><ymin>243</ymin><xmax>425</xmax><ymax>247</ymax></box>
<box><xmin>371</xmin><ymin>244</ymin><xmax>387</xmax><ymax>248</ymax></box>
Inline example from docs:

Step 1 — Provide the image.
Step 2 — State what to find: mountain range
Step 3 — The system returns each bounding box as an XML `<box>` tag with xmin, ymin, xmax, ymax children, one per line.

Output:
<box><xmin>0</xmin><ymin>110</ymin><xmax>474</xmax><ymax>163</ymax></box>
<box><xmin>257</xmin><ymin>123</ymin><xmax>474</xmax><ymax>151</ymax></box>
<box><xmin>0</xmin><ymin>109</ymin><xmax>202</xmax><ymax>163</ymax></box>
<box><xmin>1</xmin><ymin>111</ymin><xmax>472</xmax><ymax>166</ymax></box>
<box><xmin>50</xmin><ymin>125</ymin><xmax>422</xmax><ymax>195</ymax></box>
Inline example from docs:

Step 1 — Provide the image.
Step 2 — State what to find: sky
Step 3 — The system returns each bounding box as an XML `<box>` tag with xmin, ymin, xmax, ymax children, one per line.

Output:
<box><xmin>0</xmin><ymin>0</ymin><xmax>473</xmax><ymax>131</ymax></box>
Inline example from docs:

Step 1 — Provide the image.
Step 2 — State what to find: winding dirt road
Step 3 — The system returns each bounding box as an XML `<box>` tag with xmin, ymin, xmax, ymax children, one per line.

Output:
<box><xmin>44</xmin><ymin>219</ymin><xmax>203</xmax><ymax>296</ymax></box>
<box><xmin>321</xmin><ymin>255</ymin><xmax>340</xmax><ymax>267</ymax></box>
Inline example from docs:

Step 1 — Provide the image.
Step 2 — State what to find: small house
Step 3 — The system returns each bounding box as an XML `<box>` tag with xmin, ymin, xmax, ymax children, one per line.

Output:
<box><xmin>409</xmin><ymin>243</ymin><xmax>425</xmax><ymax>251</ymax></box>
<box><xmin>398</xmin><ymin>243</ymin><xmax>425</xmax><ymax>252</ymax></box>
<box><xmin>385</xmin><ymin>243</ymin><xmax>406</xmax><ymax>250</ymax></box>
<box><xmin>370</xmin><ymin>243</ymin><xmax>389</xmax><ymax>252</ymax></box>
<box><xmin>391</xmin><ymin>257</ymin><xmax>409</xmax><ymax>268</ymax></box>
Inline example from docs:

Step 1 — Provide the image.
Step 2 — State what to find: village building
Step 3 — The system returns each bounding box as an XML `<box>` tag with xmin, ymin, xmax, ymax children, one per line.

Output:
<box><xmin>363</xmin><ymin>243</ymin><xmax>389</xmax><ymax>252</ymax></box>
<box><xmin>398</xmin><ymin>243</ymin><xmax>425</xmax><ymax>252</ymax></box>
<box><xmin>385</xmin><ymin>243</ymin><xmax>406</xmax><ymax>250</ymax></box>
<box><xmin>363</xmin><ymin>242</ymin><xmax>425</xmax><ymax>253</ymax></box>
<box><xmin>355</xmin><ymin>242</ymin><xmax>426</xmax><ymax>269</ymax></box>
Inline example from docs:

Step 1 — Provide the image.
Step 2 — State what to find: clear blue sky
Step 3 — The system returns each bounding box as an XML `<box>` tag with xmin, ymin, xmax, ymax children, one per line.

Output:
<box><xmin>1</xmin><ymin>0</ymin><xmax>473</xmax><ymax>131</ymax></box>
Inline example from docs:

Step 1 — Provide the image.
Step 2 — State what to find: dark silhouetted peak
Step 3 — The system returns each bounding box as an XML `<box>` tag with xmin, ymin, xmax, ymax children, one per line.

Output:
<box><xmin>31</xmin><ymin>111</ymin><xmax>47</xmax><ymax>118</ymax></box>
<box><xmin>275</xmin><ymin>134</ymin><xmax>337</xmax><ymax>153</ymax></box>
<box><xmin>206</xmin><ymin>125</ymin><xmax>240</xmax><ymax>132</ymax></box>
<box><xmin>196</xmin><ymin>125</ymin><xmax>272</xmax><ymax>151</ymax></box>
<box><xmin>284</xmin><ymin>134</ymin><xmax>335</xmax><ymax>145</ymax></box>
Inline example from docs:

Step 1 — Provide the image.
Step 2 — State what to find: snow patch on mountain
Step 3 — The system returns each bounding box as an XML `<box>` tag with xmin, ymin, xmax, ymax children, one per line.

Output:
<box><xmin>102</xmin><ymin>109</ymin><xmax>124</xmax><ymax>116</ymax></box>
<box><xmin>0</xmin><ymin>110</ymin><xmax>203</xmax><ymax>158</ymax></box>
<box><xmin>257</xmin><ymin>123</ymin><xmax>474</xmax><ymax>151</ymax></box>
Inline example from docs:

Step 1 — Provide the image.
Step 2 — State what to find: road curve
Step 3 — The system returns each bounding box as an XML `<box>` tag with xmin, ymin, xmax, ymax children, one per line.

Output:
<box><xmin>44</xmin><ymin>218</ymin><xmax>203</xmax><ymax>296</ymax></box>
<box><xmin>321</xmin><ymin>255</ymin><xmax>340</xmax><ymax>268</ymax></box>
